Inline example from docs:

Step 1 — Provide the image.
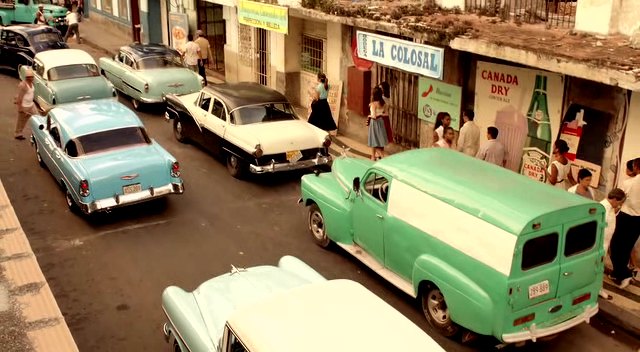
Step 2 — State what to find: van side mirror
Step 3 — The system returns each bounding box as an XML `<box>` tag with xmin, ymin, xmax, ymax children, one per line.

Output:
<box><xmin>353</xmin><ymin>177</ymin><xmax>360</xmax><ymax>193</ymax></box>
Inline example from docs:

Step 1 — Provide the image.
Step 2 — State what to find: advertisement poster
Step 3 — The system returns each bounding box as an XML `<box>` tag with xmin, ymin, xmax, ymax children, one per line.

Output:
<box><xmin>169</xmin><ymin>12</ymin><xmax>189</xmax><ymax>52</ymax></box>
<box><xmin>238</xmin><ymin>0</ymin><xmax>289</xmax><ymax>34</ymax></box>
<box><xmin>474</xmin><ymin>61</ymin><xmax>564</xmax><ymax>179</ymax></box>
<box><xmin>417</xmin><ymin>77</ymin><xmax>462</xmax><ymax>131</ymax></box>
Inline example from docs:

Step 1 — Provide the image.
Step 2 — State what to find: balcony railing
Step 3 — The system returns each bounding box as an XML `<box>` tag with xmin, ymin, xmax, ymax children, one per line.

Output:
<box><xmin>466</xmin><ymin>0</ymin><xmax>577</xmax><ymax>28</ymax></box>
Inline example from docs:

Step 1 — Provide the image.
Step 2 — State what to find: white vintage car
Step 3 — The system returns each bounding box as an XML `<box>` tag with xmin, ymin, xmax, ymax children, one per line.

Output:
<box><xmin>164</xmin><ymin>82</ymin><xmax>332</xmax><ymax>178</ymax></box>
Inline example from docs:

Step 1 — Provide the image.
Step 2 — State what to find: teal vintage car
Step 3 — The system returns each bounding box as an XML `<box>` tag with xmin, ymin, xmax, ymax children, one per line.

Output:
<box><xmin>98</xmin><ymin>43</ymin><xmax>204</xmax><ymax>111</ymax></box>
<box><xmin>300</xmin><ymin>148</ymin><xmax>604</xmax><ymax>345</ymax></box>
<box><xmin>20</xmin><ymin>48</ymin><xmax>117</xmax><ymax>112</ymax></box>
<box><xmin>162</xmin><ymin>256</ymin><xmax>446</xmax><ymax>352</ymax></box>
<box><xmin>29</xmin><ymin>99</ymin><xmax>184</xmax><ymax>215</ymax></box>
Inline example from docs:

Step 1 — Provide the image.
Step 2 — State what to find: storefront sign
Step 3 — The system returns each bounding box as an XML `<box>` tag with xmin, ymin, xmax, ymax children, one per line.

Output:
<box><xmin>558</xmin><ymin>109</ymin><xmax>585</xmax><ymax>161</ymax></box>
<box><xmin>327</xmin><ymin>80</ymin><xmax>343</xmax><ymax>127</ymax></box>
<box><xmin>474</xmin><ymin>61</ymin><xmax>564</xmax><ymax>175</ymax></box>
<box><xmin>238</xmin><ymin>0</ymin><xmax>288</xmax><ymax>34</ymax></box>
<box><xmin>417</xmin><ymin>77</ymin><xmax>462</xmax><ymax>130</ymax></box>
<box><xmin>169</xmin><ymin>12</ymin><xmax>189</xmax><ymax>52</ymax></box>
<box><xmin>356</xmin><ymin>31</ymin><xmax>443</xmax><ymax>79</ymax></box>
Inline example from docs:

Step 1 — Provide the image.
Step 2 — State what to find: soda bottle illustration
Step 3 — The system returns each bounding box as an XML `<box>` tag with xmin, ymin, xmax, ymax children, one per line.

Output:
<box><xmin>524</xmin><ymin>75</ymin><xmax>552</xmax><ymax>154</ymax></box>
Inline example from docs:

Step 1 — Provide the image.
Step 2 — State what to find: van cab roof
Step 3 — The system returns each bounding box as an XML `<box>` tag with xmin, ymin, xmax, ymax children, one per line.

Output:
<box><xmin>228</xmin><ymin>279</ymin><xmax>445</xmax><ymax>352</ymax></box>
<box><xmin>375</xmin><ymin>148</ymin><xmax>595</xmax><ymax>235</ymax></box>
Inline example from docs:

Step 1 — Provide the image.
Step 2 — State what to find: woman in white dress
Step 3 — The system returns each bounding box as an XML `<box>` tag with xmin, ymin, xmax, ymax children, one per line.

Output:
<box><xmin>547</xmin><ymin>139</ymin><xmax>576</xmax><ymax>190</ymax></box>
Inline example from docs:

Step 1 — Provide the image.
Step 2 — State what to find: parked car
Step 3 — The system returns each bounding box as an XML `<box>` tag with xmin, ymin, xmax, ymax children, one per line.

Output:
<box><xmin>299</xmin><ymin>148</ymin><xmax>604</xmax><ymax>344</ymax></box>
<box><xmin>98</xmin><ymin>43</ymin><xmax>204</xmax><ymax>111</ymax></box>
<box><xmin>0</xmin><ymin>0</ymin><xmax>68</xmax><ymax>34</ymax></box>
<box><xmin>164</xmin><ymin>82</ymin><xmax>332</xmax><ymax>178</ymax></box>
<box><xmin>0</xmin><ymin>24</ymin><xmax>67</xmax><ymax>73</ymax></box>
<box><xmin>19</xmin><ymin>48</ymin><xmax>117</xmax><ymax>112</ymax></box>
<box><xmin>162</xmin><ymin>255</ymin><xmax>446</xmax><ymax>352</ymax></box>
<box><xmin>29</xmin><ymin>100</ymin><xmax>184</xmax><ymax>215</ymax></box>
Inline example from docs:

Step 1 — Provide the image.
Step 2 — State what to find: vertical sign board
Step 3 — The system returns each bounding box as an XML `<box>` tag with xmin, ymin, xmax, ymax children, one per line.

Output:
<box><xmin>327</xmin><ymin>81</ymin><xmax>343</xmax><ymax>128</ymax></box>
<box><xmin>238</xmin><ymin>0</ymin><xmax>289</xmax><ymax>35</ymax></box>
<box><xmin>169</xmin><ymin>12</ymin><xmax>189</xmax><ymax>52</ymax></box>
<box><xmin>417</xmin><ymin>77</ymin><xmax>462</xmax><ymax>131</ymax></box>
<box><xmin>356</xmin><ymin>31</ymin><xmax>444</xmax><ymax>80</ymax></box>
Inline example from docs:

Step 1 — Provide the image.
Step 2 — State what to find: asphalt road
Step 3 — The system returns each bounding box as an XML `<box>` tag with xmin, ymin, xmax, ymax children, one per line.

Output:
<box><xmin>0</xmin><ymin>45</ymin><xmax>638</xmax><ymax>352</ymax></box>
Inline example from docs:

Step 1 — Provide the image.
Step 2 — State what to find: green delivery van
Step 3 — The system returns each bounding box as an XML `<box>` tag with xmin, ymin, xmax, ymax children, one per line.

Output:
<box><xmin>299</xmin><ymin>148</ymin><xmax>604</xmax><ymax>344</ymax></box>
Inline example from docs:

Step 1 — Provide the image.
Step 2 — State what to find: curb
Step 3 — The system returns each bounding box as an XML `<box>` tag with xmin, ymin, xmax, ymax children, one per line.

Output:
<box><xmin>0</xmin><ymin>180</ymin><xmax>78</xmax><ymax>352</ymax></box>
<box><xmin>598</xmin><ymin>297</ymin><xmax>640</xmax><ymax>339</ymax></box>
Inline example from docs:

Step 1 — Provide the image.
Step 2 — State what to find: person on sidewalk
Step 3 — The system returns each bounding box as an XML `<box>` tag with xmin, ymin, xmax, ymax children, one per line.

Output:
<box><xmin>307</xmin><ymin>72</ymin><xmax>337</xmax><ymax>132</ymax></box>
<box><xmin>35</xmin><ymin>4</ymin><xmax>48</xmax><ymax>25</ymax></box>
<box><xmin>14</xmin><ymin>69</ymin><xmax>37</xmax><ymax>140</ymax></box>
<box><xmin>63</xmin><ymin>10</ymin><xmax>81</xmax><ymax>44</ymax></box>
<box><xmin>547</xmin><ymin>139</ymin><xmax>576</xmax><ymax>190</ymax></box>
<box><xmin>567</xmin><ymin>169</ymin><xmax>595</xmax><ymax>200</ymax></box>
<box><xmin>194</xmin><ymin>30</ymin><xmax>213</xmax><ymax>86</ymax></box>
<box><xmin>434</xmin><ymin>127</ymin><xmax>454</xmax><ymax>149</ymax></box>
<box><xmin>366</xmin><ymin>86</ymin><xmax>388</xmax><ymax>160</ymax></box>
<box><xmin>609</xmin><ymin>158</ymin><xmax>640</xmax><ymax>289</ymax></box>
<box><xmin>599</xmin><ymin>188</ymin><xmax>627</xmax><ymax>299</ymax></box>
<box><xmin>476</xmin><ymin>126</ymin><xmax>506</xmax><ymax>167</ymax></box>
<box><xmin>432</xmin><ymin>112</ymin><xmax>451</xmax><ymax>145</ymax></box>
<box><xmin>379</xmin><ymin>81</ymin><xmax>393</xmax><ymax>143</ymax></box>
<box><xmin>181</xmin><ymin>34</ymin><xmax>200</xmax><ymax>72</ymax></box>
<box><xmin>456</xmin><ymin>109</ymin><xmax>480</xmax><ymax>157</ymax></box>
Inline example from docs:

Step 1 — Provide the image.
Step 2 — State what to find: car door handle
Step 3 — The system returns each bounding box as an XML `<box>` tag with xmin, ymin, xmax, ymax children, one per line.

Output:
<box><xmin>563</xmin><ymin>272</ymin><xmax>572</xmax><ymax>277</ymax></box>
<box><xmin>376</xmin><ymin>214</ymin><xmax>384</xmax><ymax>219</ymax></box>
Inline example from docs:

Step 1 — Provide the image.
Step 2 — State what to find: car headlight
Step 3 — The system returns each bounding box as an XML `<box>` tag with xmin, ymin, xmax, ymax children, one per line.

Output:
<box><xmin>252</xmin><ymin>144</ymin><xmax>263</xmax><ymax>158</ymax></box>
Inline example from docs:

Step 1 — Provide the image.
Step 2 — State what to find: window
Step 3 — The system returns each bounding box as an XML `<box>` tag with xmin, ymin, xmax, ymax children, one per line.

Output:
<box><xmin>2</xmin><ymin>31</ymin><xmax>16</xmax><ymax>45</ymax></box>
<box><xmin>211</xmin><ymin>99</ymin><xmax>226</xmax><ymax>121</ymax></box>
<box><xmin>117</xmin><ymin>0</ymin><xmax>129</xmax><ymax>20</ymax></box>
<box><xmin>199</xmin><ymin>93</ymin><xmax>212</xmax><ymax>112</ymax></box>
<box><xmin>15</xmin><ymin>34</ymin><xmax>26</xmax><ymax>47</ymax></box>
<box><xmin>137</xmin><ymin>55</ymin><xmax>183</xmax><ymax>69</ymax></box>
<box><xmin>100</xmin><ymin>0</ymin><xmax>112</xmax><ymax>14</ymax></box>
<box><xmin>65</xmin><ymin>140</ymin><xmax>79</xmax><ymax>157</ymax></box>
<box><xmin>75</xmin><ymin>127</ymin><xmax>151</xmax><ymax>155</ymax></box>
<box><xmin>34</xmin><ymin>61</ymin><xmax>44</xmax><ymax>77</ymax></box>
<box><xmin>564</xmin><ymin>221</ymin><xmax>597</xmax><ymax>257</ymax></box>
<box><xmin>47</xmin><ymin>64</ymin><xmax>100</xmax><ymax>81</ymax></box>
<box><xmin>363</xmin><ymin>173</ymin><xmax>390</xmax><ymax>203</ymax></box>
<box><xmin>226</xmin><ymin>330</ymin><xmax>247</xmax><ymax>352</ymax></box>
<box><xmin>301</xmin><ymin>35</ymin><xmax>325</xmax><ymax>74</ymax></box>
<box><xmin>123</xmin><ymin>55</ymin><xmax>134</xmax><ymax>68</ymax></box>
<box><xmin>521</xmin><ymin>233</ymin><xmax>559</xmax><ymax>271</ymax></box>
<box><xmin>50</xmin><ymin>126</ymin><xmax>61</xmax><ymax>148</ymax></box>
<box><xmin>233</xmin><ymin>103</ymin><xmax>297</xmax><ymax>125</ymax></box>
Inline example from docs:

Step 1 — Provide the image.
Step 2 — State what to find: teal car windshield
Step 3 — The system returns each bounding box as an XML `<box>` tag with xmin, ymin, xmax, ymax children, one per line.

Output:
<box><xmin>233</xmin><ymin>103</ymin><xmax>297</xmax><ymax>125</ymax></box>
<box><xmin>48</xmin><ymin>64</ymin><xmax>100</xmax><ymax>81</ymax></box>
<box><xmin>32</xmin><ymin>33</ymin><xmax>65</xmax><ymax>51</ymax></box>
<box><xmin>34</xmin><ymin>0</ymin><xmax>55</xmax><ymax>4</ymax></box>
<box><xmin>137</xmin><ymin>55</ymin><xmax>184</xmax><ymax>69</ymax></box>
<box><xmin>71</xmin><ymin>127</ymin><xmax>151</xmax><ymax>156</ymax></box>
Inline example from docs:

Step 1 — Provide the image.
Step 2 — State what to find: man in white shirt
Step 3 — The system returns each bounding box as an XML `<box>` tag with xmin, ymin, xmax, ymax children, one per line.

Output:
<box><xmin>599</xmin><ymin>188</ymin><xmax>626</xmax><ymax>298</ymax></box>
<box><xmin>456</xmin><ymin>109</ymin><xmax>480</xmax><ymax>157</ymax></box>
<box><xmin>475</xmin><ymin>126</ymin><xmax>506</xmax><ymax>167</ymax></box>
<box><xmin>182</xmin><ymin>33</ymin><xmax>200</xmax><ymax>72</ymax></box>
<box><xmin>609</xmin><ymin>158</ymin><xmax>640</xmax><ymax>288</ymax></box>
<box><xmin>63</xmin><ymin>10</ymin><xmax>80</xmax><ymax>44</ymax></box>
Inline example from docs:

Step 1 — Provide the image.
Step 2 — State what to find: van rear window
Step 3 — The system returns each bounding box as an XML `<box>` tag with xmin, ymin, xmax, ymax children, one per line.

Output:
<box><xmin>564</xmin><ymin>221</ymin><xmax>597</xmax><ymax>257</ymax></box>
<box><xmin>521</xmin><ymin>233</ymin><xmax>559</xmax><ymax>271</ymax></box>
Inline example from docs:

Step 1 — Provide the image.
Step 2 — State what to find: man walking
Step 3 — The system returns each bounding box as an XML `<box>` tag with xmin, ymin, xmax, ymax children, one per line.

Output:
<box><xmin>14</xmin><ymin>69</ymin><xmax>37</xmax><ymax>140</ymax></box>
<box><xmin>181</xmin><ymin>34</ymin><xmax>200</xmax><ymax>72</ymax></box>
<box><xmin>194</xmin><ymin>30</ymin><xmax>213</xmax><ymax>85</ymax></box>
<box><xmin>35</xmin><ymin>4</ymin><xmax>47</xmax><ymax>25</ymax></box>
<box><xmin>476</xmin><ymin>126</ymin><xmax>506</xmax><ymax>167</ymax></box>
<box><xmin>609</xmin><ymin>158</ymin><xmax>640</xmax><ymax>289</ymax></box>
<box><xmin>63</xmin><ymin>10</ymin><xmax>80</xmax><ymax>44</ymax></box>
<box><xmin>456</xmin><ymin>109</ymin><xmax>480</xmax><ymax>157</ymax></box>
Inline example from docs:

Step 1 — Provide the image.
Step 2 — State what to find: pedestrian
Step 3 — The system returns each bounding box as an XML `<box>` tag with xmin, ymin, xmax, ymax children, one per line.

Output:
<box><xmin>13</xmin><ymin>69</ymin><xmax>38</xmax><ymax>140</ymax></box>
<box><xmin>181</xmin><ymin>34</ymin><xmax>200</xmax><ymax>72</ymax></box>
<box><xmin>35</xmin><ymin>4</ymin><xmax>47</xmax><ymax>25</ymax></box>
<box><xmin>307</xmin><ymin>72</ymin><xmax>337</xmax><ymax>132</ymax></box>
<box><xmin>476</xmin><ymin>126</ymin><xmax>506</xmax><ymax>167</ymax></box>
<box><xmin>456</xmin><ymin>109</ymin><xmax>480</xmax><ymax>157</ymax></box>
<box><xmin>379</xmin><ymin>81</ymin><xmax>393</xmax><ymax>142</ymax></box>
<box><xmin>567</xmin><ymin>168</ymin><xmax>594</xmax><ymax>199</ymax></box>
<box><xmin>547</xmin><ymin>139</ymin><xmax>576</xmax><ymax>190</ymax></box>
<box><xmin>434</xmin><ymin>126</ymin><xmax>455</xmax><ymax>149</ymax></box>
<box><xmin>63</xmin><ymin>10</ymin><xmax>80</xmax><ymax>44</ymax></box>
<box><xmin>432</xmin><ymin>112</ymin><xmax>451</xmax><ymax>145</ymax></box>
<box><xmin>598</xmin><ymin>188</ymin><xmax>627</xmax><ymax>299</ymax></box>
<box><xmin>625</xmin><ymin>159</ymin><xmax>638</xmax><ymax>178</ymax></box>
<box><xmin>609</xmin><ymin>158</ymin><xmax>640</xmax><ymax>289</ymax></box>
<box><xmin>194</xmin><ymin>29</ymin><xmax>213</xmax><ymax>85</ymax></box>
<box><xmin>367</xmin><ymin>86</ymin><xmax>388</xmax><ymax>160</ymax></box>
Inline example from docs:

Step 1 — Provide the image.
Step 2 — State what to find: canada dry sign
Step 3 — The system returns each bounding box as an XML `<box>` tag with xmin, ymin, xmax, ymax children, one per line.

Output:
<box><xmin>356</xmin><ymin>31</ymin><xmax>444</xmax><ymax>79</ymax></box>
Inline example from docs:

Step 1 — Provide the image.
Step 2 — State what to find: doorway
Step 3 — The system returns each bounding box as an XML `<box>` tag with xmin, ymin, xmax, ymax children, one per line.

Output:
<box><xmin>255</xmin><ymin>28</ymin><xmax>269</xmax><ymax>86</ymax></box>
<box><xmin>196</xmin><ymin>1</ymin><xmax>226</xmax><ymax>74</ymax></box>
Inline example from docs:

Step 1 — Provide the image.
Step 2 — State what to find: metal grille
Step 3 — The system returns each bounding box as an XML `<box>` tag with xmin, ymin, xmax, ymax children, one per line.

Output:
<box><xmin>373</xmin><ymin>66</ymin><xmax>420</xmax><ymax>148</ymax></box>
<box><xmin>301</xmin><ymin>35</ymin><xmax>325</xmax><ymax>74</ymax></box>
<box><xmin>196</xmin><ymin>1</ymin><xmax>226</xmax><ymax>72</ymax></box>
<box><xmin>256</xmin><ymin>28</ymin><xmax>269</xmax><ymax>86</ymax></box>
<box><xmin>466</xmin><ymin>0</ymin><xmax>577</xmax><ymax>28</ymax></box>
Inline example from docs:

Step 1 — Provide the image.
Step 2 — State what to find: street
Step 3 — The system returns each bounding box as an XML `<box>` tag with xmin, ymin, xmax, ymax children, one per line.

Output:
<box><xmin>0</xmin><ymin>44</ymin><xmax>638</xmax><ymax>352</ymax></box>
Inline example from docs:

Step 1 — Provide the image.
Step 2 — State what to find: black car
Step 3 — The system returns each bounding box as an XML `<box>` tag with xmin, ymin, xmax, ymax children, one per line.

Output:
<box><xmin>0</xmin><ymin>24</ymin><xmax>68</xmax><ymax>73</ymax></box>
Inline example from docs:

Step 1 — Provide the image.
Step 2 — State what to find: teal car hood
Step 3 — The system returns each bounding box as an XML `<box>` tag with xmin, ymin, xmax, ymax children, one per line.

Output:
<box><xmin>332</xmin><ymin>156</ymin><xmax>373</xmax><ymax>191</ymax></box>
<box><xmin>137</xmin><ymin>68</ymin><xmax>202</xmax><ymax>95</ymax></box>
<box><xmin>51</xmin><ymin>77</ymin><xmax>114</xmax><ymax>104</ymax></box>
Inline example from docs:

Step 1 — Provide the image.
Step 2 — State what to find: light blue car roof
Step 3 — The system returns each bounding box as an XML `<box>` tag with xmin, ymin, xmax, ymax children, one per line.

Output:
<box><xmin>50</xmin><ymin>100</ymin><xmax>143</xmax><ymax>139</ymax></box>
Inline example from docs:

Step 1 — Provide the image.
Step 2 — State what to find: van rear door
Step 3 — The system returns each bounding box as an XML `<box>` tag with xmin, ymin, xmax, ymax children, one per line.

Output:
<box><xmin>556</xmin><ymin>220</ymin><xmax>601</xmax><ymax>297</ymax></box>
<box><xmin>509</xmin><ymin>227</ymin><xmax>561</xmax><ymax>311</ymax></box>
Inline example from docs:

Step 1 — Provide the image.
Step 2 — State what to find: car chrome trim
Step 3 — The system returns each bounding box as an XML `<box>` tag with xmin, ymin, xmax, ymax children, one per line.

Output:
<box><xmin>249</xmin><ymin>155</ymin><xmax>331</xmax><ymax>174</ymax></box>
<box><xmin>501</xmin><ymin>304</ymin><xmax>598</xmax><ymax>343</ymax></box>
<box><xmin>79</xmin><ymin>182</ymin><xmax>184</xmax><ymax>214</ymax></box>
<box><xmin>120</xmin><ymin>173</ymin><xmax>140</xmax><ymax>180</ymax></box>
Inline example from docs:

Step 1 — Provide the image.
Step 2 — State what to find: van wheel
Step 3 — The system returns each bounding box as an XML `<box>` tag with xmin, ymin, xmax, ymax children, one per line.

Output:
<box><xmin>421</xmin><ymin>286</ymin><xmax>459</xmax><ymax>337</ymax></box>
<box><xmin>308</xmin><ymin>203</ymin><xmax>330</xmax><ymax>248</ymax></box>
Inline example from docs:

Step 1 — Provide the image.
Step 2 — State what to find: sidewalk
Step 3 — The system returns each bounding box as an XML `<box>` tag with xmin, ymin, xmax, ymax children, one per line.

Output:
<box><xmin>0</xmin><ymin>180</ymin><xmax>78</xmax><ymax>352</ymax></box>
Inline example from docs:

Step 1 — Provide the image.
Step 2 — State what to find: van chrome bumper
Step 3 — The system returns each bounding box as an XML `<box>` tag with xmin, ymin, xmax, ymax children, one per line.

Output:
<box><xmin>249</xmin><ymin>155</ymin><xmax>331</xmax><ymax>174</ymax></box>
<box><xmin>502</xmin><ymin>304</ymin><xmax>598</xmax><ymax>343</ymax></box>
<box><xmin>79</xmin><ymin>182</ymin><xmax>184</xmax><ymax>214</ymax></box>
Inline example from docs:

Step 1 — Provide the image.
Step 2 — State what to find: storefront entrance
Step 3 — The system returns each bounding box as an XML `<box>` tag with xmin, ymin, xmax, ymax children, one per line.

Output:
<box><xmin>196</xmin><ymin>1</ymin><xmax>226</xmax><ymax>75</ymax></box>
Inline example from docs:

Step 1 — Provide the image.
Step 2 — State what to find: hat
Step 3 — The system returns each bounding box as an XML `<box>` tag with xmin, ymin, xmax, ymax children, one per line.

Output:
<box><xmin>196</xmin><ymin>30</ymin><xmax>204</xmax><ymax>36</ymax></box>
<box><xmin>25</xmin><ymin>69</ymin><xmax>34</xmax><ymax>78</ymax></box>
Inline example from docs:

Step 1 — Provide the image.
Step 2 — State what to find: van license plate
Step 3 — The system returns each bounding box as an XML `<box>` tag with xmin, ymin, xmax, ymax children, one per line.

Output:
<box><xmin>286</xmin><ymin>150</ymin><xmax>303</xmax><ymax>163</ymax></box>
<box><xmin>528</xmin><ymin>280</ymin><xmax>550</xmax><ymax>299</ymax></box>
<box><xmin>123</xmin><ymin>183</ymin><xmax>142</xmax><ymax>195</ymax></box>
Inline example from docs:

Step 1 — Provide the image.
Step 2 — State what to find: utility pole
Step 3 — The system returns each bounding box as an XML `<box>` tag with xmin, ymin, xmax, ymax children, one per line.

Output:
<box><xmin>130</xmin><ymin>0</ymin><xmax>142</xmax><ymax>42</ymax></box>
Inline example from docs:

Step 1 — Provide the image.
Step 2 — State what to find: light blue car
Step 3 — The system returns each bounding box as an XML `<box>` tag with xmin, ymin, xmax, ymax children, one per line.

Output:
<box><xmin>29</xmin><ymin>99</ymin><xmax>184</xmax><ymax>215</ymax></box>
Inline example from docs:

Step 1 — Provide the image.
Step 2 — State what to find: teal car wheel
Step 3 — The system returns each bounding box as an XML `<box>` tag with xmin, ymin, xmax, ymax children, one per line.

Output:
<box><xmin>308</xmin><ymin>204</ymin><xmax>330</xmax><ymax>248</ymax></box>
<box><xmin>421</xmin><ymin>285</ymin><xmax>459</xmax><ymax>338</ymax></box>
<box><xmin>34</xmin><ymin>141</ymin><xmax>45</xmax><ymax>168</ymax></box>
<box><xmin>64</xmin><ymin>186</ymin><xmax>79</xmax><ymax>214</ymax></box>
<box><xmin>132</xmin><ymin>98</ymin><xmax>143</xmax><ymax>111</ymax></box>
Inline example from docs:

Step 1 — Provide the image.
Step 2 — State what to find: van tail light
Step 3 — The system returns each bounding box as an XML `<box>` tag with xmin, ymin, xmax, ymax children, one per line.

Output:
<box><xmin>79</xmin><ymin>180</ymin><xmax>90</xmax><ymax>197</ymax></box>
<box><xmin>513</xmin><ymin>313</ymin><xmax>535</xmax><ymax>326</ymax></box>
<box><xmin>572</xmin><ymin>293</ymin><xmax>591</xmax><ymax>306</ymax></box>
<box><xmin>171</xmin><ymin>162</ymin><xmax>181</xmax><ymax>178</ymax></box>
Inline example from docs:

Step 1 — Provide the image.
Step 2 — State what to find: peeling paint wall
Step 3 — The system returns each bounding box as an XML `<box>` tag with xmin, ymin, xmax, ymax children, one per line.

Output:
<box><xmin>615</xmin><ymin>0</ymin><xmax>640</xmax><ymax>36</ymax></box>
<box><xmin>576</xmin><ymin>0</ymin><xmax>640</xmax><ymax>36</ymax></box>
